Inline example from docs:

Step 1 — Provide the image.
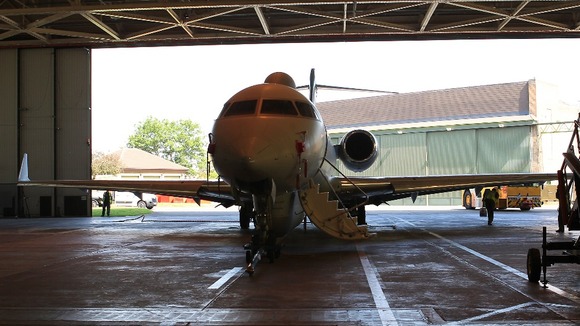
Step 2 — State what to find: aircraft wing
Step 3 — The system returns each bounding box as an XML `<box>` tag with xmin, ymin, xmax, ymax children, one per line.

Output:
<box><xmin>19</xmin><ymin>178</ymin><xmax>236</xmax><ymax>207</ymax></box>
<box><xmin>334</xmin><ymin>173</ymin><xmax>557</xmax><ymax>204</ymax></box>
<box><xmin>17</xmin><ymin>155</ymin><xmax>236</xmax><ymax>206</ymax></box>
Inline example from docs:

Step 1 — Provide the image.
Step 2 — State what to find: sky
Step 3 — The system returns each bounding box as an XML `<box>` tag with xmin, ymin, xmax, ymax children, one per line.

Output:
<box><xmin>91</xmin><ymin>38</ymin><xmax>580</xmax><ymax>153</ymax></box>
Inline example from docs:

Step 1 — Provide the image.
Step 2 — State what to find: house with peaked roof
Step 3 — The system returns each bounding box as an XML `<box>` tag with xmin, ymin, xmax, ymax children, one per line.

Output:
<box><xmin>94</xmin><ymin>148</ymin><xmax>192</xmax><ymax>203</ymax></box>
<box><xmin>317</xmin><ymin>79</ymin><xmax>578</xmax><ymax>206</ymax></box>
<box><xmin>96</xmin><ymin>148</ymin><xmax>189</xmax><ymax>180</ymax></box>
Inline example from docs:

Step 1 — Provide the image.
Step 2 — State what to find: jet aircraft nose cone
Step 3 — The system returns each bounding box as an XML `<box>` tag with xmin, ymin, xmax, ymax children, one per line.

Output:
<box><xmin>243</xmin><ymin>150</ymin><xmax>274</xmax><ymax>178</ymax></box>
<box><xmin>238</xmin><ymin>155</ymin><xmax>258</xmax><ymax>172</ymax></box>
<box><xmin>218</xmin><ymin>137</ymin><xmax>273</xmax><ymax>182</ymax></box>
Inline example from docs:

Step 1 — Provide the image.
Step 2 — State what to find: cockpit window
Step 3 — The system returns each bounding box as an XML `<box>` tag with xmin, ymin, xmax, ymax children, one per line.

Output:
<box><xmin>295</xmin><ymin>101</ymin><xmax>318</xmax><ymax>119</ymax></box>
<box><xmin>260</xmin><ymin>100</ymin><xmax>298</xmax><ymax>116</ymax></box>
<box><xmin>223</xmin><ymin>100</ymin><xmax>257</xmax><ymax>117</ymax></box>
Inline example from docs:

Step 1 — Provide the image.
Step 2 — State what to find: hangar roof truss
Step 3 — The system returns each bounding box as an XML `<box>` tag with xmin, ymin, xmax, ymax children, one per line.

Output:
<box><xmin>1</xmin><ymin>1</ymin><xmax>580</xmax><ymax>49</ymax></box>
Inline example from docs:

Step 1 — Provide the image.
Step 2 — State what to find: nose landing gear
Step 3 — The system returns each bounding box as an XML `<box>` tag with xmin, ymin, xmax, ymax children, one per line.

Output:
<box><xmin>243</xmin><ymin>194</ymin><xmax>281</xmax><ymax>275</ymax></box>
<box><xmin>244</xmin><ymin>233</ymin><xmax>281</xmax><ymax>275</ymax></box>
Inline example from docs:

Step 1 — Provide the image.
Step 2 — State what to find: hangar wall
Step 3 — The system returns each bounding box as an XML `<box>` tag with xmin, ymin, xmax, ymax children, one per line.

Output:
<box><xmin>0</xmin><ymin>49</ymin><xmax>18</xmax><ymax>216</ymax></box>
<box><xmin>0</xmin><ymin>48</ymin><xmax>91</xmax><ymax>217</ymax></box>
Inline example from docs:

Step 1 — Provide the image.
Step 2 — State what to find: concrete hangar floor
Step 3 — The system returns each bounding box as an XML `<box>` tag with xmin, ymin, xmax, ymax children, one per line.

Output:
<box><xmin>0</xmin><ymin>205</ymin><xmax>578</xmax><ymax>325</ymax></box>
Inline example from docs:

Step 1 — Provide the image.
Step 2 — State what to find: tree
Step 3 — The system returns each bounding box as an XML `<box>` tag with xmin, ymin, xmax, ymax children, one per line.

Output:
<box><xmin>127</xmin><ymin>116</ymin><xmax>209</xmax><ymax>178</ymax></box>
<box><xmin>92</xmin><ymin>152</ymin><xmax>122</xmax><ymax>178</ymax></box>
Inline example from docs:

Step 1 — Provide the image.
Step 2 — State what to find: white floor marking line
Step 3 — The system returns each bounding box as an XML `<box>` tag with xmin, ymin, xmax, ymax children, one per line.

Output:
<box><xmin>399</xmin><ymin>218</ymin><xmax>580</xmax><ymax>305</ymax></box>
<box><xmin>543</xmin><ymin>283</ymin><xmax>580</xmax><ymax>305</ymax></box>
<box><xmin>426</xmin><ymin>230</ymin><xmax>528</xmax><ymax>278</ymax></box>
<box><xmin>357</xmin><ymin>245</ymin><xmax>398</xmax><ymax>326</ymax></box>
<box><xmin>208</xmin><ymin>267</ymin><xmax>243</xmax><ymax>290</ymax></box>
<box><xmin>448</xmin><ymin>302</ymin><xmax>536</xmax><ymax>324</ymax></box>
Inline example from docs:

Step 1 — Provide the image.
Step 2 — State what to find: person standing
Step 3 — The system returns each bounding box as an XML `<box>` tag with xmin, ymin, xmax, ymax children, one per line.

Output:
<box><xmin>483</xmin><ymin>187</ymin><xmax>499</xmax><ymax>225</ymax></box>
<box><xmin>101</xmin><ymin>190</ymin><xmax>112</xmax><ymax>217</ymax></box>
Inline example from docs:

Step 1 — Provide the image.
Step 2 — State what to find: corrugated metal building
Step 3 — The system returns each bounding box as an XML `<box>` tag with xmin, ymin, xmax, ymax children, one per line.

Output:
<box><xmin>0</xmin><ymin>48</ymin><xmax>91</xmax><ymax>217</ymax></box>
<box><xmin>317</xmin><ymin>80</ymin><xmax>578</xmax><ymax>205</ymax></box>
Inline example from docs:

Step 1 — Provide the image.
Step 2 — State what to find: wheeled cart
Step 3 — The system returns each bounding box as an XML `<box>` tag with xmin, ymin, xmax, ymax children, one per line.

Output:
<box><xmin>527</xmin><ymin>113</ymin><xmax>580</xmax><ymax>285</ymax></box>
<box><xmin>527</xmin><ymin>227</ymin><xmax>580</xmax><ymax>285</ymax></box>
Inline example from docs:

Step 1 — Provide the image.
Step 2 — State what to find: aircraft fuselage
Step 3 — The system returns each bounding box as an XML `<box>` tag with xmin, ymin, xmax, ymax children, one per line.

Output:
<box><xmin>210</xmin><ymin>73</ymin><xmax>327</xmax><ymax>237</ymax></box>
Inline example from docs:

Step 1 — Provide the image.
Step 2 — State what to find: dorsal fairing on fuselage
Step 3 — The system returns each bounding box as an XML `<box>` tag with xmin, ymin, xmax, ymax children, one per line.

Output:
<box><xmin>264</xmin><ymin>72</ymin><xmax>296</xmax><ymax>88</ymax></box>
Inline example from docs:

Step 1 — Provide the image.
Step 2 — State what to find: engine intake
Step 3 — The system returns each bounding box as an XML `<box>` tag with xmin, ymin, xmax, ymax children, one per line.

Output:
<box><xmin>335</xmin><ymin>129</ymin><xmax>378</xmax><ymax>172</ymax></box>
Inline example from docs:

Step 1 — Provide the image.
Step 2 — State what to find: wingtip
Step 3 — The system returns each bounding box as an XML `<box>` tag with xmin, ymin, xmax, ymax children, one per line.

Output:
<box><xmin>18</xmin><ymin>153</ymin><xmax>30</xmax><ymax>182</ymax></box>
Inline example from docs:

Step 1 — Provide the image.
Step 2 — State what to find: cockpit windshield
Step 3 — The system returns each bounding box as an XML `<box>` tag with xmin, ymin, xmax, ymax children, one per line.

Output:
<box><xmin>222</xmin><ymin>100</ymin><xmax>257</xmax><ymax>117</ymax></box>
<box><xmin>295</xmin><ymin>101</ymin><xmax>318</xmax><ymax>119</ymax></box>
<box><xmin>221</xmin><ymin>99</ymin><xmax>320</xmax><ymax>120</ymax></box>
<box><xmin>261</xmin><ymin>100</ymin><xmax>298</xmax><ymax>116</ymax></box>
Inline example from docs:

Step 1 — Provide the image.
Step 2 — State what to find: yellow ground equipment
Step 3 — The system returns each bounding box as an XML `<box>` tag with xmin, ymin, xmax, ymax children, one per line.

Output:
<box><xmin>463</xmin><ymin>184</ymin><xmax>543</xmax><ymax>211</ymax></box>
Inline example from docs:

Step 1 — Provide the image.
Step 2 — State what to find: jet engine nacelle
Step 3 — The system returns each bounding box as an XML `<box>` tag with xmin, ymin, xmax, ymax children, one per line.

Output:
<box><xmin>335</xmin><ymin>129</ymin><xmax>378</xmax><ymax>172</ymax></box>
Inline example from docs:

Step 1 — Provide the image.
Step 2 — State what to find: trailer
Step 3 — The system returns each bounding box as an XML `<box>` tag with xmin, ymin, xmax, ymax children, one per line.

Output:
<box><xmin>527</xmin><ymin>113</ymin><xmax>580</xmax><ymax>285</ymax></box>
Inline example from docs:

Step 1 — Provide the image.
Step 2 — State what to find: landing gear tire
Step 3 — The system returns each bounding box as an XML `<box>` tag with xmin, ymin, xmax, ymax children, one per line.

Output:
<box><xmin>240</xmin><ymin>214</ymin><xmax>250</xmax><ymax>229</ymax></box>
<box><xmin>264</xmin><ymin>238</ymin><xmax>280</xmax><ymax>263</ymax></box>
<box><xmin>245</xmin><ymin>250</ymin><xmax>252</xmax><ymax>264</ymax></box>
<box><xmin>239</xmin><ymin>204</ymin><xmax>253</xmax><ymax>229</ymax></box>
<box><xmin>527</xmin><ymin>248</ymin><xmax>541</xmax><ymax>282</ymax></box>
<box><xmin>267</xmin><ymin>250</ymin><xmax>275</xmax><ymax>263</ymax></box>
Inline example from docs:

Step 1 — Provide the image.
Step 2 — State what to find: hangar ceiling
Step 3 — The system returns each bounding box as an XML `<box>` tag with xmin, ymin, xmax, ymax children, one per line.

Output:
<box><xmin>1</xmin><ymin>1</ymin><xmax>580</xmax><ymax>49</ymax></box>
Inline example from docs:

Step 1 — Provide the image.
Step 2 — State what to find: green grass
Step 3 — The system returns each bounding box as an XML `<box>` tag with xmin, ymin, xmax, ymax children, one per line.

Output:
<box><xmin>91</xmin><ymin>207</ymin><xmax>153</xmax><ymax>217</ymax></box>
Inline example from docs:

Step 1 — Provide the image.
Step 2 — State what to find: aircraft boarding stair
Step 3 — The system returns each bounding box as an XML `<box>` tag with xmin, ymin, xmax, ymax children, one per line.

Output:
<box><xmin>556</xmin><ymin>113</ymin><xmax>580</xmax><ymax>231</ymax></box>
<box><xmin>299</xmin><ymin>181</ymin><xmax>371</xmax><ymax>240</ymax></box>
